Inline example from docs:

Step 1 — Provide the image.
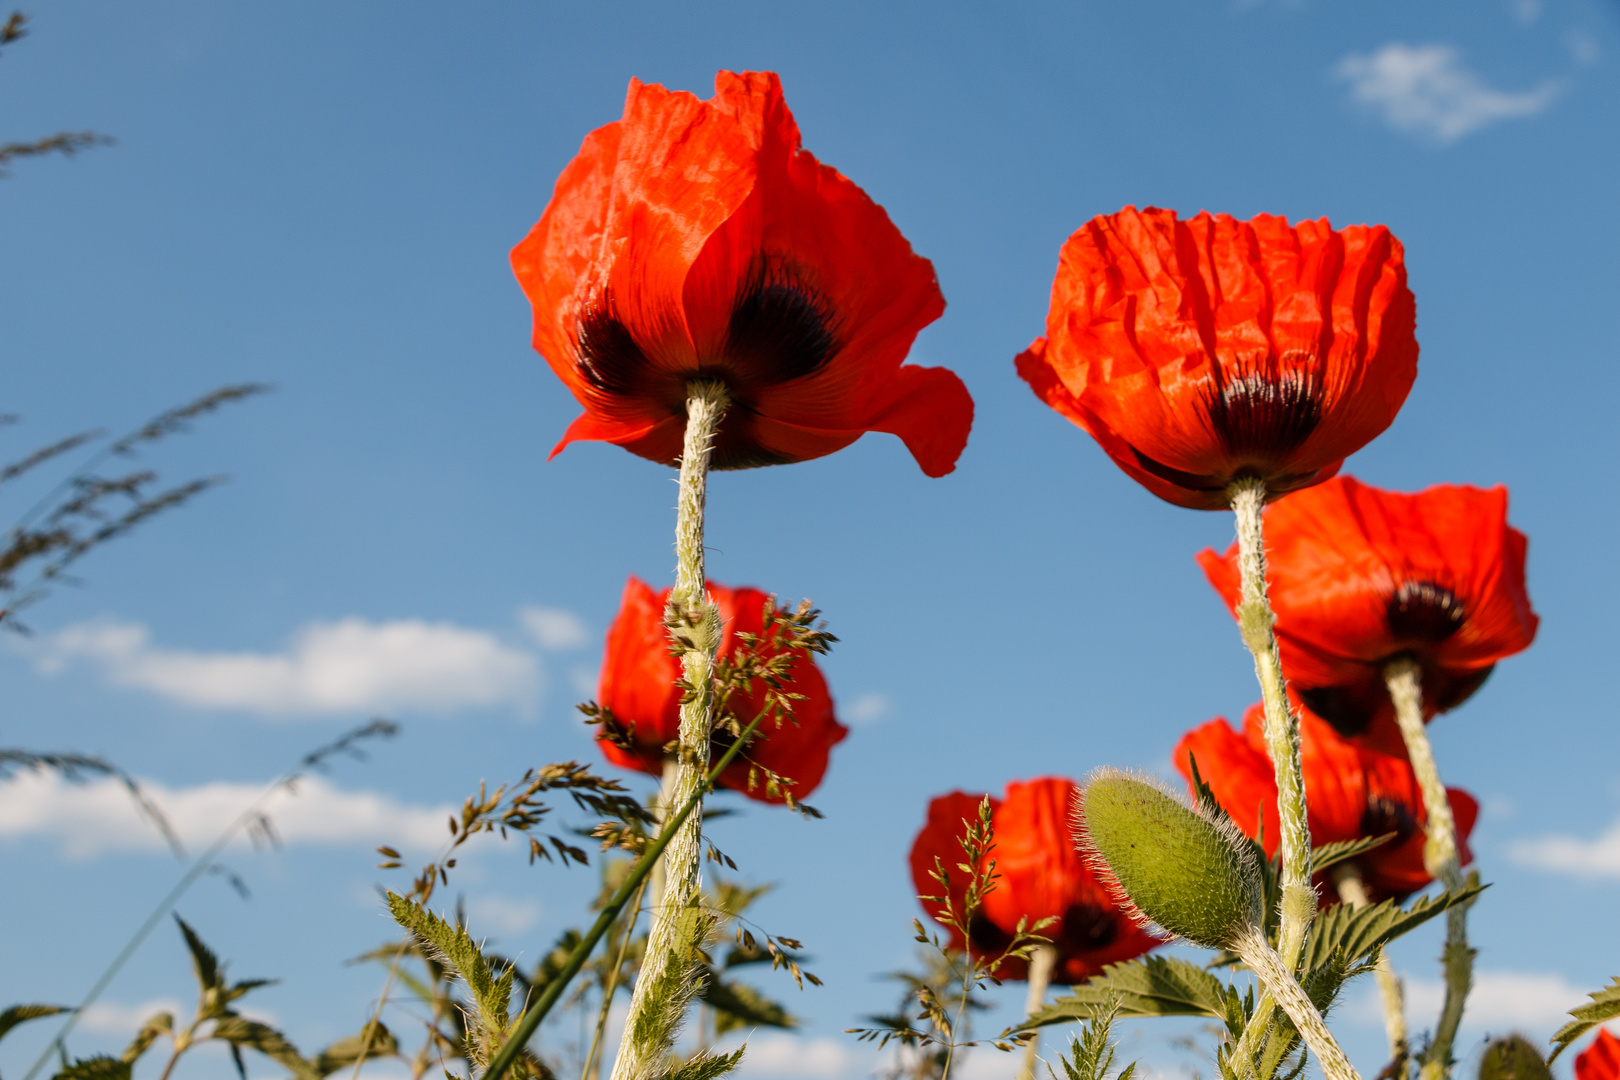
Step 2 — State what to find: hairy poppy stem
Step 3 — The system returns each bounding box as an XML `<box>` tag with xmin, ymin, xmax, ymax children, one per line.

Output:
<box><xmin>1017</xmin><ymin>945</ymin><xmax>1057</xmax><ymax>1080</ymax></box>
<box><xmin>1386</xmin><ymin>658</ymin><xmax>1473</xmax><ymax>1080</ymax></box>
<box><xmin>1226</xmin><ymin>478</ymin><xmax>1315</xmax><ymax>965</ymax></box>
<box><xmin>1335</xmin><ymin>865</ymin><xmax>1409</xmax><ymax>1074</ymax></box>
<box><xmin>1233</xmin><ymin>929</ymin><xmax>1362</xmax><ymax>1080</ymax></box>
<box><xmin>608</xmin><ymin>379</ymin><xmax>730</xmax><ymax>1080</ymax></box>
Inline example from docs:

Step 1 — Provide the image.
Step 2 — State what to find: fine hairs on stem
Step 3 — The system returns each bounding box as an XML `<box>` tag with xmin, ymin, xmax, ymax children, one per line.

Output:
<box><xmin>1225</xmin><ymin>477</ymin><xmax>1317</xmax><ymax>1073</ymax></box>
<box><xmin>1334</xmin><ymin>866</ymin><xmax>1409</xmax><ymax>1073</ymax></box>
<box><xmin>607</xmin><ymin>379</ymin><xmax>729</xmax><ymax>1080</ymax></box>
<box><xmin>1231</xmin><ymin>927</ymin><xmax>1362</xmax><ymax>1080</ymax></box>
<box><xmin>1386</xmin><ymin>657</ymin><xmax>1473</xmax><ymax>1080</ymax></box>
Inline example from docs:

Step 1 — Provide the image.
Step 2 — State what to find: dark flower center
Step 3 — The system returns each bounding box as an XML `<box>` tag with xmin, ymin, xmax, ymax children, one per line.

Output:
<box><xmin>1203</xmin><ymin>354</ymin><xmax>1325</xmax><ymax>460</ymax></box>
<box><xmin>1056</xmin><ymin>902</ymin><xmax>1118</xmax><ymax>954</ymax></box>
<box><xmin>1386</xmin><ymin>580</ymin><xmax>1466</xmax><ymax>643</ymax></box>
<box><xmin>967</xmin><ymin>911</ymin><xmax>1012</xmax><ymax>954</ymax></box>
<box><xmin>1359</xmin><ymin>795</ymin><xmax>1419</xmax><ymax>849</ymax></box>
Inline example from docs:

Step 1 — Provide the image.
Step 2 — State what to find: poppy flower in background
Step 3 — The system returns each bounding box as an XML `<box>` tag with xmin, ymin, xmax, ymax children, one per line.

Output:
<box><xmin>511</xmin><ymin>70</ymin><xmax>974</xmax><ymax>477</ymax></box>
<box><xmin>1577</xmin><ymin>1030</ymin><xmax>1620</xmax><ymax>1080</ymax></box>
<box><xmin>908</xmin><ymin>778</ymin><xmax>1160</xmax><ymax>983</ymax></box>
<box><xmin>1198</xmin><ymin>475</ymin><xmax>1538</xmax><ymax>739</ymax></box>
<box><xmin>595</xmin><ymin>576</ymin><xmax>847</xmax><ymax>804</ymax></box>
<box><xmin>1015</xmin><ymin>206</ymin><xmax>1417</xmax><ymax>509</ymax></box>
<box><xmin>1174</xmin><ymin>702</ymin><xmax>1479</xmax><ymax>902</ymax></box>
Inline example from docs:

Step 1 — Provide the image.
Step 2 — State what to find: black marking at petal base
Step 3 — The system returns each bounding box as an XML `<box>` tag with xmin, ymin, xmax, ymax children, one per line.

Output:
<box><xmin>1359</xmin><ymin>796</ymin><xmax>1419</xmax><ymax>850</ymax></box>
<box><xmin>722</xmin><ymin>255</ymin><xmax>843</xmax><ymax>386</ymax></box>
<box><xmin>1057</xmin><ymin>902</ymin><xmax>1118</xmax><ymax>954</ymax></box>
<box><xmin>575</xmin><ymin>292</ymin><xmax>654</xmax><ymax>398</ymax></box>
<box><xmin>1296</xmin><ymin>684</ymin><xmax>1378</xmax><ymax>739</ymax></box>
<box><xmin>1128</xmin><ymin>446</ymin><xmax>1223</xmax><ymax>492</ymax></box>
<box><xmin>1203</xmin><ymin>355</ymin><xmax>1325</xmax><ymax>459</ymax></box>
<box><xmin>1386</xmin><ymin>580</ymin><xmax>1466</xmax><ymax>644</ymax></box>
<box><xmin>1432</xmin><ymin>664</ymin><xmax>1493</xmax><ymax>713</ymax></box>
<box><xmin>967</xmin><ymin>911</ymin><xmax>1013</xmax><ymax>955</ymax></box>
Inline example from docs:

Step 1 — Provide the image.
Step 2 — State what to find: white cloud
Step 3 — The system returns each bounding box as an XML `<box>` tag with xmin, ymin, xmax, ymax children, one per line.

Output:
<box><xmin>80</xmin><ymin>998</ymin><xmax>185</xmax><ymax>1035</ymax></box>
<box><xmin>467</xmin><ymin>894</ymin><xmax>543</xmax><ymax>937</ymax></box>
<box><xmin>843</xmin><ymin>692</ymin><xmax>892</xmax><ymax>726</ymax></box>
<box><xmin>1336</xmin><ymin>43</ymin><xmax>1562</xmax><ymax>143</ymax></box>
<box><xmin>1567</xmin><ymin>30</ymin><xmax>1601</xmax><ymax>67</ymax></box>
<box><xmin>1509</xmin><ymin>0</ymin><xmax>1542</xmax><ymax>24</ymax></box>
<box><xmin>520</xmin><ymin>606</ymin><xmax>591</xmax><ymax>651</ymax></box>
<box><xmin>1510</xmin><ymin>816</ymin><xmax>1620</xmax><ymax>878</ymax></box>
<box><xmin>0</xmin><ymin>771</ymin><xmax>451</xmax><ymax>858</ymax></box>
<box><xmin>1349</xmin><ymin>969</ymin><xmax>1587</xmax><ymax>1033</ymax></box>
<box><xmin>35</xmin><ymin>616</ymin><xmax>539</xmax><ymax>717</ymax></box>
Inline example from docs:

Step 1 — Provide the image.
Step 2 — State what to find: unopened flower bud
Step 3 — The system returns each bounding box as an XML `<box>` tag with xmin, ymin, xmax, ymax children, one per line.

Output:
<box><xmin>1076</xmin><ymin>768</ymin><xmax>1262</xmax><ymax>949</ymax></box>
<box><xmin>1478</xmin><ymin>1037</ymin><xmax>1553</xmax><ymax>1080</ymax></box>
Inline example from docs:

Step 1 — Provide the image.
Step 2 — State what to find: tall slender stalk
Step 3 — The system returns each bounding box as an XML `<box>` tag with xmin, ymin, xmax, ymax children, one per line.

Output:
<box><xmin>1225</xmin><ymin>477</ymin><xmax>1316</xmax><ymax>1077</ymax></box>
<box><xmin>1385</xmin><ymin>657</ymin><xmax>1472</xmax><ymax>1080</ymax></box>
<box><xmin>581</xmin><ymin>874</ymin><xmax>651</xmax><ymax>1080</ymax></box>
<box><xmin>608</xmin><ymin>379</ymin><xmax>729</xmax><ymax>1080</ymax></box>
<box><xmin>1016</xmin><ymin>945</ymin><xmax>1057</xmax><ymax>1080</ymax></box>
<box><xmin>1334</xmin><ymin>865</ymin><xmax>1408</xmax><ymax>1073</ymax></box>
<box><xmin>484</xmin><ymin>698</ymin><xmax>773</xmax><ymax>1080</ymax></box>
<box><xmin>1232</xmin><ymin>929</ymin><xmax>1361</xmax><ymax>1080</ymax></box>
<box><xmin>1227</xmin><ymin>477</ymin><xmax>1315</xmax><ymax>966</ymax></box>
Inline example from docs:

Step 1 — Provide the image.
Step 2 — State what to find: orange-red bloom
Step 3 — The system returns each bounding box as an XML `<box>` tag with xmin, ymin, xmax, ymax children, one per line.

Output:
<box><xmin>1578</xmin><ymin>1030</ymin><xmax>1620</xmax><ymax>1080</ymax></box>
<box><xmin>908</xmin><ymin>778</ymin><xmax>1160</xmax><ymax>983</ymax></box>
<box><xmin>512</xmin><ymin>70</ymin><xmax>973</xmax><ymax>477</ymax></box>
<box><xmin>596</xmin><ymin>576</ymin><xmax>847</xmax><ymax>804</ymax></box>
<box><xmin>1175</xmin><ymin>702</ymin><xmax>1478</xmax><ymax>902</ymax></box>
<box><xmin>1199</xmin><ymin>475</ymin><xmax>1538</xmax><ymax>738</ymax></box>
<box><xmin>1016</xmin><ymin>207</ymin><xmax>1417</xmax><ymax>509</ymax></box>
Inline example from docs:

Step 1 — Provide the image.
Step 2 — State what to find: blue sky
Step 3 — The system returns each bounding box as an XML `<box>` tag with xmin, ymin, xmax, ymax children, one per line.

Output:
<box><xmin>2</xmin><ymin>1</ymin><xmax>1617</xmax><ymax>1077</ymax></box>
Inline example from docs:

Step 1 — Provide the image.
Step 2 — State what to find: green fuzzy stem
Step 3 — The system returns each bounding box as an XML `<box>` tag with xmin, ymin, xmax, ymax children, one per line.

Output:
<box><xmin>1233</xmin><ymin>928</ymin><xmax>1363</xmax><ymax>1080</ymax></box>
<box><xmin>608</xmin><ymin>380</ymin><xmax>729</xmax><ymax>1080</ymax></box>
<box><xmin>1227</xmin><ymin>478</ymin><xmax>1315</xmax><ymax>966</ymax></box>
<box><xmin>1387</xmin><ymin>658</ymin><xmax>1474</xmax><ymax>1080</ymax></box>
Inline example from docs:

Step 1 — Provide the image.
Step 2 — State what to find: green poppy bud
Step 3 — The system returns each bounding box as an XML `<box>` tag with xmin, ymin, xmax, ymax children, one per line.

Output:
<box><xmin>1077</xmin><ymin>768</ymin><xmax>1262</xmax><ymax>949</ymax></box>
<box><xmin>1478</xmin><ymin>1037</ymin><xmax>1553</xmax><ymax>1080</ymax></box>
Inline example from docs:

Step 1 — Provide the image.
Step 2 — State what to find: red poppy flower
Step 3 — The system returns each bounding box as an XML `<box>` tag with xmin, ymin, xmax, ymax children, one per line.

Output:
<box><xmin>595</xmin><ymin>576</ymin><xmax>847</xmax><ymax>804</ymax></box>
<box><xmin>511</xmin><ymin>70</ymin><xmax>973</xmax><ymax>477</ymax></box>
<box><xmin>1198</xmin><ymin>475</ymin><xmax>1538</xmax><ymax>738</ymax></box>
<box><xmin>1578</xmin><ymin>1030</ymin><xmax>1620</xmax><ymax>1080</ymax></box>
<box><xmin>908</xmin><ymin>778</ymin><xmax>1160</xmax><ymax>983</ymax></box>
<box><xmin>1015</xmin><ymin>206</ymin><xmax>1417</xmax><ymax>509</ymax></box>
<box><xmin>1174</xmin><ymin>702</ymin><xmax>1478</xmax><ymax>902</ymax></box>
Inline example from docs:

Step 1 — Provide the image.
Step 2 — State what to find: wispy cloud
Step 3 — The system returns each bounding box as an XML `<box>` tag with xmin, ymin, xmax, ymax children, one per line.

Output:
<box><xmin>1350</xmin><ymin>968</ymin><xmax>1588</xmax><ymax>1032</ymax></box>
<box><xmin>80</xmin><ymin>998</ymin><xmax>187</xmax><ymax>1035</ymax></box>
<box><xmin>733</xmin><ymin>1035</ymin><xmax>867</xmax><ymax>1080</ymax></box>
<box><xmin>33</xmin><ymin>616</ymin><xmax>541</xmax><ymax>717</ymax></box>
<box><xmin>843</xmin><ymin>692</ymin><xmax>892</xmax><ymax>726</ymax></box>
<box><xmin>467</xmin><ymin>894</ymin><xmax>543</xmax><ymax>937</ymax></box>
<box><xmin>1336</xmin><ymin>43</ymin><xmax>1562</xmax><ymax>143</ymax></box>
<box><xmin>0</xmin><ymin>771</ymin><xmax>451</xmax><ymax>857</ymax></box>
<box><xmin>519</xmin><ymin>606</ymin><xmax>591</xmax><ymax>651</ymax></box>
<box><xmin>1510</xmin><ymin>814</ymin><xmax>1620</xmax><ymax>878</ymax></box>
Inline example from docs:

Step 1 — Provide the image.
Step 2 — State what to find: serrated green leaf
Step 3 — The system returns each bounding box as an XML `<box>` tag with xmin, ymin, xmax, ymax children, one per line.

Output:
<box><xmin>121</xmin><ymin>1011</ymin><xmax>173</xmax><ymax>1064</ymax></box>
<box><xmin>1310</xmin><ymin>834</ymin><xmax>1396</xmax><ymax>875</ymax></box>
<box><xmin>702</xmin><ymin>976</ymin><xmax>796</xmax><ymax>1033</ymax></box>
<box><xmin>386</xmin><ymin>892</ymin><xmax>507</xmax><ymax>1029</ymax></box>
<box><xmin>667</xmin><ymin>1046</ymin><xmax>746</xmax><ymax>1080</ymax></box>
<box><xmin>211</xmin><ymin>1016</ymin><xmax>318</xmax><ymax>1080</ymax></box>
<box><xmin>1015</xmin><ymin>956</ymin><xmax>1226</xmax><ymax>1030</ymax></box>
<box><xmin>1299</xmin><ymin>881</ymin><xmax>1486</xmax><ymax>973</ymax></box>
<box><xmin>173</xmin><ymin>915</ymin><xmax>223</xmax><ymax>995</ymax></box>
<box><xmin>51</xmin><ymin>1056</ymin><xmax>131</xmax><ymax>1080</ymax></box>
<box><xmin>1548</xmin><ymin>976</ymin><xmax>1620</xmax><ymax>1063</ymax></box>
<box><xmin>0</xmin><ymin>1004</ymin><xmax>71</xmax><ymax>1045</ymax></box>
<box><xmin>312</xmin><ymin>1022</ymin><xmax>400</xmax><ymax>1076</ymax></box>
